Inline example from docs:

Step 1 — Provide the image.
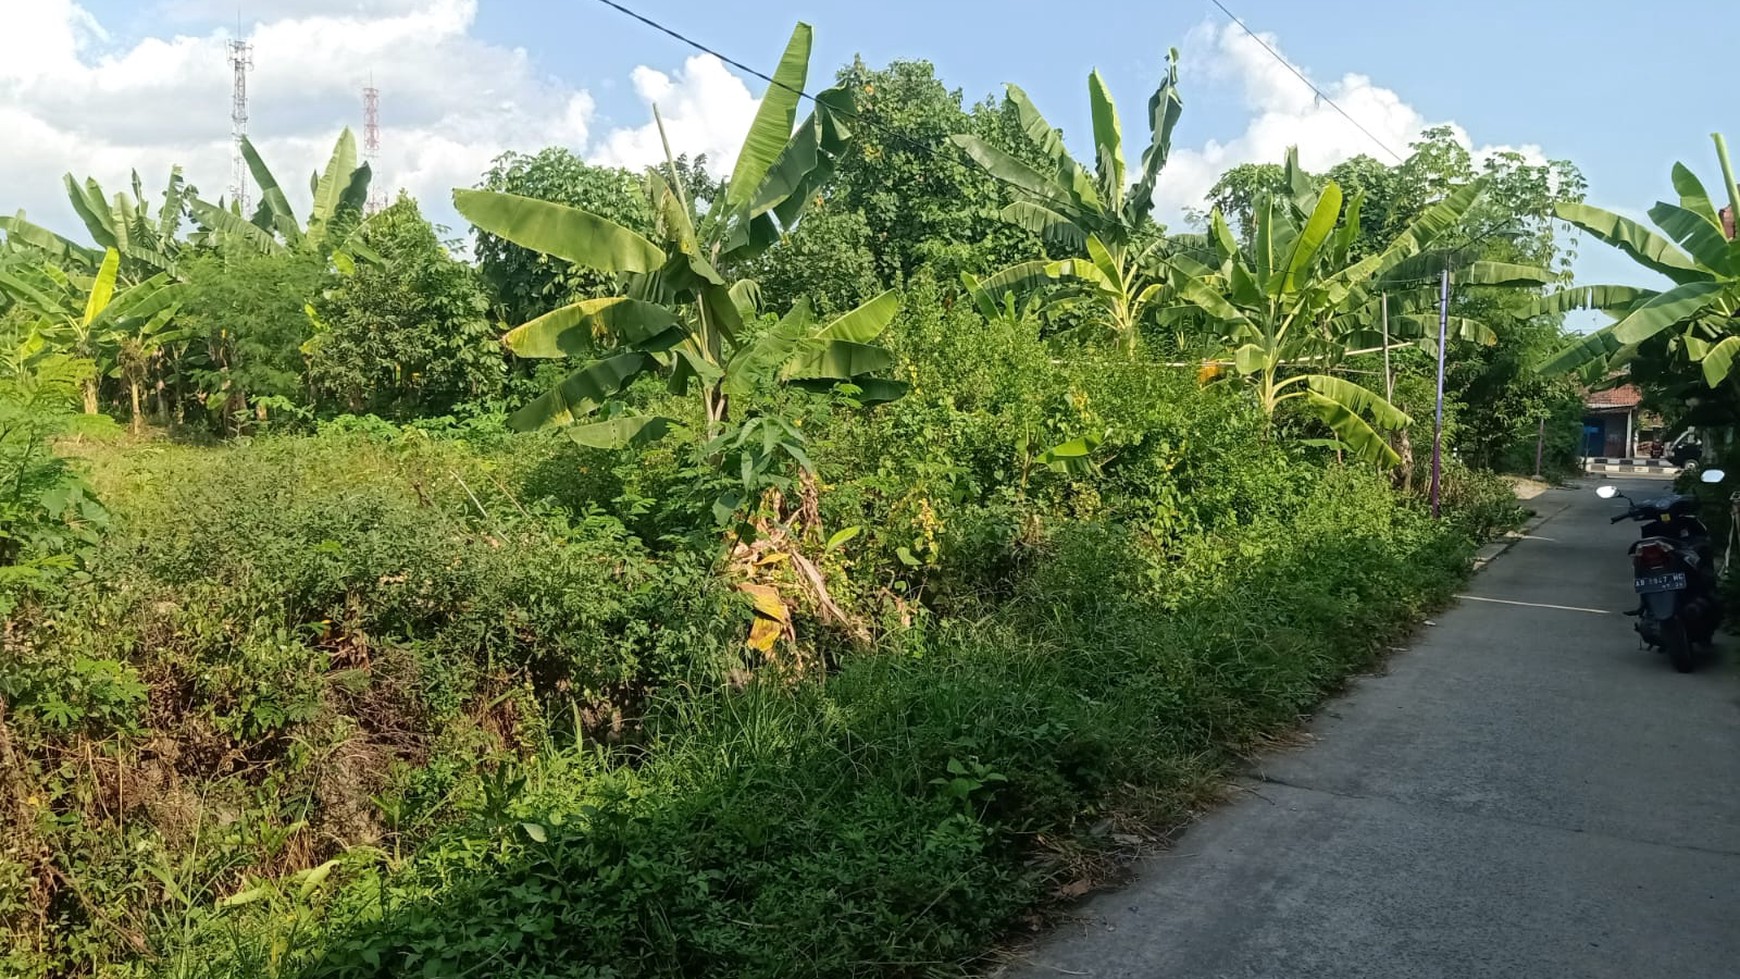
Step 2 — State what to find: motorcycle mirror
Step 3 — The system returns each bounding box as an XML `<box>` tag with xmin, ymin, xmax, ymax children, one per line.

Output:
<box><xmin>1699</xmin><ymin>468</ymin><xmax>1726</xmax><ymax>483</ymax></box>
<box><xmin>1596</xmin><ymin>485</ymin><xmax>1619</xmax><ymax>499</ymax></box>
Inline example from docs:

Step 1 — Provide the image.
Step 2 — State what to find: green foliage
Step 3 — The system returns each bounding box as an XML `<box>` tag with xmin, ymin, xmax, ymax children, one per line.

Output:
<box><xmin>172</xmin><ymin>249</ymin><xmax>329</xmax><ymax>430</ymax></box>
<box><xmin>0</xmin><ymin>341</ymin><xmax>112</xmax><ymax>609</ymax></box>
<box><xmin>474</xmin><ymin>149</ymin><xmax>658</xmax><ymax>325</ymax></box>
<box><xmin>187</xmin><ymin>131</ymin><xmax>374</xmax><ymax>264</ymax></box>
<box><xmin>0</xmin><ymin>37</ymin><xmax>1562</xmax><ymax>979</ymax></box>
<box><xmin>741</xmin><ymin>204</ymin><xmax>883</xmax><ymax>316</ymax></box>
<box><xmin>306</xmin><ymin>196</ymin><xmax>502</xmax><ymax>419</ymax></box>
<box><xmin>827</xmin><ymin>58</ymin><xmax>1044</xmax><ymax>284</ymax></box>
<box><xmin>953</xmin><ymin>51</ymin><xmax>1184</xmax><ymax>355</ymax></box>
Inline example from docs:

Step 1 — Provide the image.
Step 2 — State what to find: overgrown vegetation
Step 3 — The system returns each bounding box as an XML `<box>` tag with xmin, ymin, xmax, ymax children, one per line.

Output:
<box><xmin>1</xmin><ymin>20</ymin><xmax>1586</xmax><ymax>979</ymax></box>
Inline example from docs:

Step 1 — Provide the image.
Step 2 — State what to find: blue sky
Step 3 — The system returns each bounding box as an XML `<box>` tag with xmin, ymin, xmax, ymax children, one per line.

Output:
<box><xmin>15</xmin><ymin>0</ymin><xmax>1737</xmax><ymax>301</ymax></box>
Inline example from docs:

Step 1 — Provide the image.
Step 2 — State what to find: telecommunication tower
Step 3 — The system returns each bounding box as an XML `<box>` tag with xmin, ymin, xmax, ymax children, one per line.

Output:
<box><xmin>363</xmin><ymin>81</ymin><xmax>386</xmax><ymax>213</ymax></box>
<box><xmin>228</xmin><ymin>38</ymin><xmax>254</xmax><ymax>214</ymax></box>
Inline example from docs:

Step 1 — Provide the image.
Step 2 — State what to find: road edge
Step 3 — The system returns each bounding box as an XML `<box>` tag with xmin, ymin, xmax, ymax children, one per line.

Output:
<box><xmin>1472</xmin><ymin>493</ymin><xmax>1573</xmax><ymax>571</ymax></box>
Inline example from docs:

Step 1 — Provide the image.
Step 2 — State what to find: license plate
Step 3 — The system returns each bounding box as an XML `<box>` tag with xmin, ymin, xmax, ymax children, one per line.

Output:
<box><xmin>1635</xmin><ymin>572</ymin><xmax>1687</xmax><ymax>593</ymax></box>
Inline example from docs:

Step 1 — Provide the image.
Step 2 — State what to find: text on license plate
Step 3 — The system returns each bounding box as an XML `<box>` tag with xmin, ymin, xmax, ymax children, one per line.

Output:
<box><xmin>1635</xmin><ymin>572</ymin><xmax>1687</xmax><ymax>593</ymax></box>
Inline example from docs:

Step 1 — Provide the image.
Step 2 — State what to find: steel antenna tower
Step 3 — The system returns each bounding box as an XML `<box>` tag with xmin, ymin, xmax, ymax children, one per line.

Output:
<box><xmin>363</xmin><ymin>79</ymin><xmax>385</xmax><ymax>213</ymax></box>
<box><xmin>228</xmin><ymin>36</ymin><xmax>254</xmax><ymax>214</ymax></box>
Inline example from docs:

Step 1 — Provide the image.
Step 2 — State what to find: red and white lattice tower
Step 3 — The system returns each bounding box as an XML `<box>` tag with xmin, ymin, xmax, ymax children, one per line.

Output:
<box><xmin>228</xmin><ymin>38</ymin><xmax>254</xmax><ymax>214</ymax></box>
<box><xmin>363</xmin><ymin>82</ymin><xmax>386</xmax><ymax>213</ymax></box>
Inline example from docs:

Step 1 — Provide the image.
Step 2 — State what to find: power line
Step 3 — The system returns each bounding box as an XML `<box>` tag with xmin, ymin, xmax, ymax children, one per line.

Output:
<box><xmin>1207</xmin><ymin>0</ymin><xmax>1407</xmax><ymax>164</ymax></box>
<box><xmin>589</xmin><ymin>0</ymin><xmax>944</xmax><ymax>165</ymax></box>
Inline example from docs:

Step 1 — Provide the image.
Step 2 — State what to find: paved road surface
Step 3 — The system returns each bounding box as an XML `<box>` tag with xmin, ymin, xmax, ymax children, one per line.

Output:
<box><xmin>998</xmin><ymin>479</ymin><xmax>1740</xmax><ymax>979</ymax></box>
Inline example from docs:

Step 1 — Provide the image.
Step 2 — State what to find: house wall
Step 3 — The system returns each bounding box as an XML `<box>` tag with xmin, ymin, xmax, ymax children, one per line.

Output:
<box><xmin>1582</xmin><ymin>409</ymin><xmax>1636</xmax><ymax>457</ymax></box>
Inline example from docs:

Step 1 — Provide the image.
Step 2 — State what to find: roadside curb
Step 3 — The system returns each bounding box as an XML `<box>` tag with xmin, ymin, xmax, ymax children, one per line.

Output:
<box><xmin>1472</xmin><ymin>497</ymin><xmax>1572</xmax><ymax>571</ymax></box>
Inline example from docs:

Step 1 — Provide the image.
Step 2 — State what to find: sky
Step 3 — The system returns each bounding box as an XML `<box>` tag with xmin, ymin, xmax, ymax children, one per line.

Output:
<box><xmin>3</xmin><ymin>0</ymin><xmax>1733</xmax><ymax>305</ymax></box>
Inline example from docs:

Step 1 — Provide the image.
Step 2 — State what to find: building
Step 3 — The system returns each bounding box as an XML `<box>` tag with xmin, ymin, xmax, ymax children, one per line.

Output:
<box><xmin>1582</xmin><ymin>384</ymin><xmax>1663</xmax><ymax>459</ymax></box>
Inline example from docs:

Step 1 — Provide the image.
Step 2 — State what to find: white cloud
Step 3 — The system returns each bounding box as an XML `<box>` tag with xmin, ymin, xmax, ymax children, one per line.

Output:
<box><xmin>1154</xmin><ymin>21</ymin><xmax>1546</xmax><ymax>223</ymax></box>
<box><xmin>0</xmin><ymin>0</ymin><xmax>754</xmax><ymax>245</ymax></box>
<box><xmin>591</xmin><ymin>54</ymin><xmax>758</xmax><ymax>175</ymax></box>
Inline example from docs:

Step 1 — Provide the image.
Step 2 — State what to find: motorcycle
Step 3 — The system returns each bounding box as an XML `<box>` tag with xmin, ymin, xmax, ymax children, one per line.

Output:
<box><xmin>1597</xmin><ymin>467</ymin><xmax>1726</xmax><ymax>673</ymax></box>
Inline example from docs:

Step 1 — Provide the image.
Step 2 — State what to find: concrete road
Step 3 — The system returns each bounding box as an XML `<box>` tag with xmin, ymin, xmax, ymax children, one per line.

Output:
<box><xmin>998</xmin><ymin>479</ymin><xmax>1740</xmax><ymax>979</ymax></box>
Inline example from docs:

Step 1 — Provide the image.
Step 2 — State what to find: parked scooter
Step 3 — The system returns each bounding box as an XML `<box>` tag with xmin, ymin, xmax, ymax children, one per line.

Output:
<box><xmin>1597</xmin><ymin>468</ymin><xmax>1726</xmax><ymax>672</ymax></box>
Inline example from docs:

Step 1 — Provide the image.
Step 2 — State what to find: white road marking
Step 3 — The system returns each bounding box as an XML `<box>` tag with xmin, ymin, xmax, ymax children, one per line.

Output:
<box><xmin>1455</xmin><ymin>595</ymin><xmax>1610</xmax><ymax>615</ymax></box>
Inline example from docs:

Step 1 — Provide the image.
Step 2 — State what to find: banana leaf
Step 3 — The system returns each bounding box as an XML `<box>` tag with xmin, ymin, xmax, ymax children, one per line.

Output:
<box><xmin>189</xmin><ymin>198</ymin><xmax>287</xmax><ymax>255</ymax></box>
<box><xmin>1527</xmin><ymin>285</ymin><xmax>1654</xmax><ymax>316</ymax></box>
<box><xmin>1086</xmin><ymin>69</ymin><xmax>1125</xmax><ymax>208</ymax></box>
<box><xmin>1280</xmin><ymin>181</ymin><xmax>1342</xmax><ymax>295</ymax></box>
<box><xmin>816</xmin><ymin>289</ymin><xmax>900</xmax><ymax>342</ymax></box>
<box><xmin>567</xmin><ymin>414</ymin><xmax>679</xmax><ymax>449</ymax></box>
<box><xmin>1553</xmin><ymin>201</ymin><xmax>1705</xmax><ymax>285</ymax></box>
<box><xmin>1537</xmin><ymin>324</ymin><xmax>1623</xmax><ymax>375</ymax></box>
<box><xmin>1001</xmin><ymin>202</ymin><xmax>1085</xmax><ymax>250</ymax></box>
<box><xmin>1647</xmin><ymin>201</ymin><xmax>1733</xmax><ymax>275</ymax></box>
<box><xmin>782</xmin><ymin>340</ymin><xmax>894</xmax><ymax>380</ymax></box>
<box><xmin>308</xmin><ymin>130</ymin><xmax>360</xmax><ymax>234</ymax></box>
<box><xmin>83</xmin><ymin>249</ymin><xmax>120</xmax><ymax>325</ymax></box>
<box><xmin>1304</xmin><ymin>389</ymin><xmax>1400</xmax><ymax>465</ymax></box>
<box><xmin>0</xmin><ymin>214</ymin><xmax>100</xmax><ymax>266</ymax></box>
<box><xmin>241</xmin><ymin>137</ymin><xmax>298</xmax><ymax>238</ymax></box>
<box><xmin>725</xmin><ymin>23</ymin><xmax>812</xmax><ymax>216</ymax></box>
<box><xmin>63</xmin><ymin>175</ymin><xmax>117</xmax><ymax>249</ymax></box>
<box><xmin>504</xmin><ymin>297</ymin><xmax>685</xmax><ymax>359</ymax></box>
<box><xmin>1671</xmin><ymin>163</ymin><xmax>1721</xmax><ymax>227</ymax></box>
<box><xmin>1699</xmin><ymin>335</ymin><xmax>1740</xmax><ymax>387</ymax></box>
<box><xmin>1609</xmin><ymin>280</ymin><xmax>1728</xmax><ymax>344</ymax></box>
<box><xmin>508</xmin><ymin>352</ymin><xmax>653</xmax><ymax>431</ymax></box>
<box><xmin>454</xmin><ymin>190</ymin><xmax>665</xmax><ymax>276</ymax></box>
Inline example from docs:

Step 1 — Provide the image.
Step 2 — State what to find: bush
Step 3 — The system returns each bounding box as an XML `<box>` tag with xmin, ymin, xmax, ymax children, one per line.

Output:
<box><xmin>0</xmin><ymin>431</ymin><xmax>749</xmax><ymax>975</ymax></box>
<box><xmin>2</xmin><ymin>283</ymin><xmax>1487</xmax><ymax>979</ymax></box>
<box><xmin>187</xmin><ymin>464</ymin><xmax>1469</xmax><ymax>979</ymax></box>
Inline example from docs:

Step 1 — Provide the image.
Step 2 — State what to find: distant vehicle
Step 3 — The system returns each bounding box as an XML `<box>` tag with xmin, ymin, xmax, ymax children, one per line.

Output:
<box><xmin>1670</xmin><ymin>441</ymin><xmax>1704</xmax><ymax>468</ymax></box>
<box><xmin>1597</xmin><ymin>468</ymin><xmax>1726</xmax><ymax>672</ymax></box>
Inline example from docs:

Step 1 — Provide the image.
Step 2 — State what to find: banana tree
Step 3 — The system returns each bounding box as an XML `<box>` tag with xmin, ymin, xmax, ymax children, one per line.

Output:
<box><xmin>951</xmin><ymin>50</ymin><xmax>1184</xmax><ymax>355</ymax></box>
<box><xmin>454</xmin><ymin>23</ymin><xmax>898</xmax><ymax>452</ymax></box>
<box><xmin>188</xmin><ymin>130</ymin><xmax>375</xmax><ymax>266</ymax></box>
<box><xmin>1172</xmin><ymin>161</ymin><xmax>1502</xmax><ymax>463</ymax></box>
<box><xmin>62</xmin><ymin>167</ymin><xmax>192</xmax><ymax>277</ymax></box>
<box><xmin>0</xmin><ymin>249</ymin><xmax>182</xmax><ymax>414</ymax></box>
<box><xmin>1537</xmin><ymin>135</ymin><xmax>1740</xmax><ymax>388</ymax></box>
<box><xmin>0</xmin><ymin>213</ymin><xmax>101</xmax><ymax>270</ymax></box>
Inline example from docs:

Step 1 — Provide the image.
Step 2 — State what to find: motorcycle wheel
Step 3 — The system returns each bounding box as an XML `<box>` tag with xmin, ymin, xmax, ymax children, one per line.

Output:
<box><xmin>1663</xmin><ymin>618</ymin><xmax>1696</xmax><ymax>673</ymax></box>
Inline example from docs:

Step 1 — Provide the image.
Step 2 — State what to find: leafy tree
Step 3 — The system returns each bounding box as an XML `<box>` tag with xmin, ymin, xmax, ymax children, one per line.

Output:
<box><xmin>307</xmin><ymin>195</ymin><xmax>502</xmax><ymax>419</ymax></box>
<box><xmin>741</xmin><ymin>203</ymin><xmax>883</xmax><ymax>315</ymax></box>
<box><xmin>173</xmin><ymin>249</ymin><xmax>328</xmax><ymax>432</ymax></box>
<box><xmin>1193</xmin><ymin>161</ymin><xmax>1286</xmax><ymax>245</ymax></box>
<box><xmin>829</xmin><ymin>58</ymin><xmax>1041</xmax><ymax>283</ymax></box>
<box><xmin>473</xmin><ymin>149</ymin><xmax>656</xmax><ymax>325</ymax></box>
<box><xmin>953</xmin><ymin>51</ymin><xmax>1185</xmax><ymax>355</ymax></box>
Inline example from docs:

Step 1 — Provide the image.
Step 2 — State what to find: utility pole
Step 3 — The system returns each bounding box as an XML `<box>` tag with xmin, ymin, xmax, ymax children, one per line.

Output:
<box><xmin>1534</xmin><ymin>416</ymin><xmax>1546</xmax><ymax>479</ymax></box>
<box><xmin>228</xmin><ymin>36</ymin><xmax>254</xmax><ymax>214</ymax></box>
<box><xmin>1381</xmin><ymin>292</ymin><xmax>1393</xmax><ymax>401</ymax></box>
<box><xmin>1431</xmin><ymin>268</ymin><xmax>1449</xmax><ymax>519</ymax></box>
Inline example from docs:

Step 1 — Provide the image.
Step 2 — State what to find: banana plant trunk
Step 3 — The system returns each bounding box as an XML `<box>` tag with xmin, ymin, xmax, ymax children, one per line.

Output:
<box><xmin>129</xmin><ymin>380</ymin><xmax>145</xmax><ymax>435</ymax></box>
<box><xmin>82</xmin><ymin>378</ymin><xmax>99</xmax><ymax>415</ymax></box>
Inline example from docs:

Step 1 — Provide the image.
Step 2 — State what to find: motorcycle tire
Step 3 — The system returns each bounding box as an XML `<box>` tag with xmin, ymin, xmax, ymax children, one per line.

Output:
<box><xmin>1663</xmin><ymin>619</ymin><xmax>1696</xmax><ymax>673</ymax></box>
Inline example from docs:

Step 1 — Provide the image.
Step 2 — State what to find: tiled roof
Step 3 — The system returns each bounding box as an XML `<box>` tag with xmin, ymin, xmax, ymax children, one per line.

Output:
<box><xmin>1586</xmin><ymin>384</ymin><xmax>1643</xmax><ymax>409</ymax></box>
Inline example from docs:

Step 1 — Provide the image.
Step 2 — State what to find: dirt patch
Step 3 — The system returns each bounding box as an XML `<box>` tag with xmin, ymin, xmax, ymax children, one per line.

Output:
<box><xmin>1503</xmin><ymin>476</ymin><xmax>1551</xmax><ymax>501</ymax></box>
